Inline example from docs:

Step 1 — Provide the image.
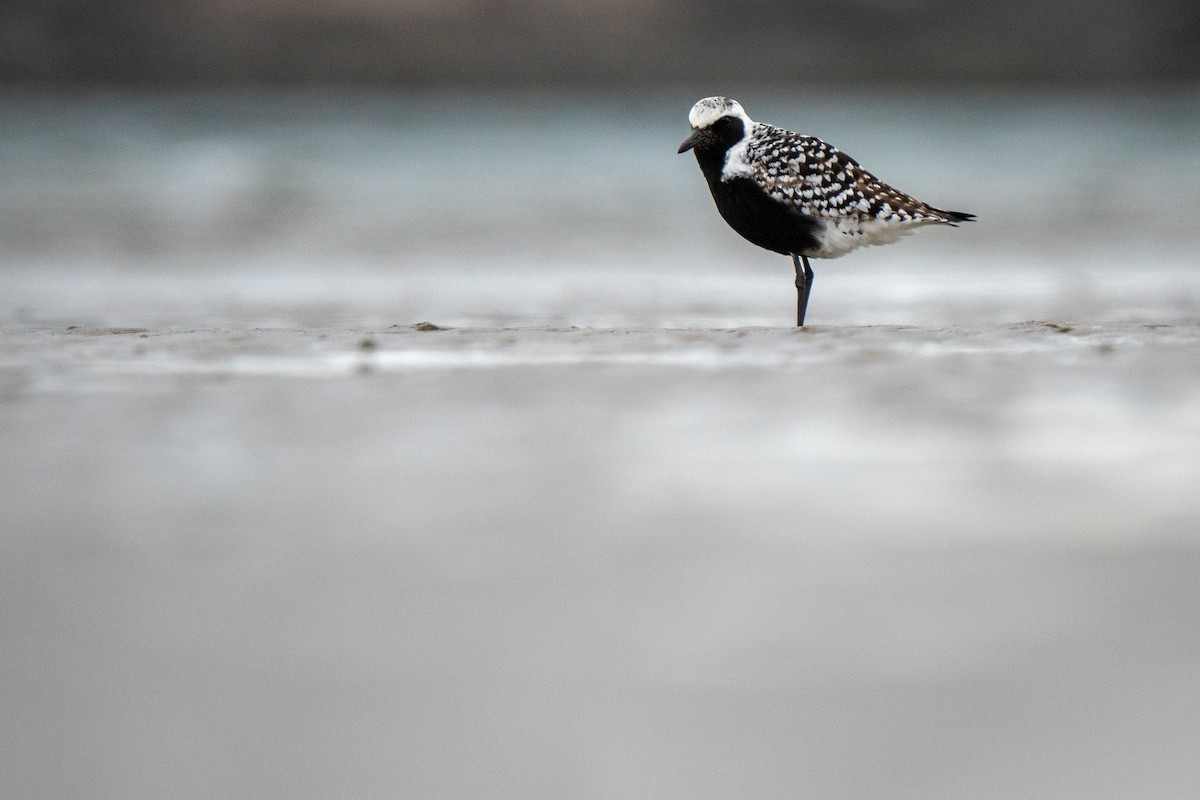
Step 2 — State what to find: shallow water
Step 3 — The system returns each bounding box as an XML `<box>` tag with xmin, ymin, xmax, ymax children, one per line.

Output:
<box><xmin>2</xmin><ymin>89</ymin><xmax>1200</xmax><ymax>799</ymax></box>
<box><xmin>2</xmin><ymin>87</ymin><xmax>1198</xmax><ymax>328</ymax></box>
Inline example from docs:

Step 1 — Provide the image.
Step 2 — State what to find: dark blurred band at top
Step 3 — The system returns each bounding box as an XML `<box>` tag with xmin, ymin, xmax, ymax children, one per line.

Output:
<box><xmin>1</xmin><ymin>0</ymin><xmax>1197</xmax><ymax>86</ymax></box>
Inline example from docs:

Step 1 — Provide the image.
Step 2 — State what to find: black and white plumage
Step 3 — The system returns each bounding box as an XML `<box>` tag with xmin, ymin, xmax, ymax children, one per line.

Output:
<box><xmin>678</xmin><ymin>96</ymin><xmax>974</xmax><ymax>326</ymax></box>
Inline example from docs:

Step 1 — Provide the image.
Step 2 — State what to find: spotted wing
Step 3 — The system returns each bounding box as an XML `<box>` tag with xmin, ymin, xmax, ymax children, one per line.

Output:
<box><xmin>745</xmin><ymin>124</ymin><xmax>954</xmax><ymax>224</ymax></box>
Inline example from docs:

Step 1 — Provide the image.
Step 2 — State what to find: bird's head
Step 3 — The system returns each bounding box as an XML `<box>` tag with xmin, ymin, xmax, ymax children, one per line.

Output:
<box><xmin>678</xmin><ymin>96</ymin><xmax>754</xmax><ymax>154</ymax></box>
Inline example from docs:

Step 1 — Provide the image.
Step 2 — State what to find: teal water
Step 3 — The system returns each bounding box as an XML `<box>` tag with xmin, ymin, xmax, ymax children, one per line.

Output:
<box><xmin>2</xmin><ymin>87</ymin><xmax>1198</xmax><ymax>327</ymax></box>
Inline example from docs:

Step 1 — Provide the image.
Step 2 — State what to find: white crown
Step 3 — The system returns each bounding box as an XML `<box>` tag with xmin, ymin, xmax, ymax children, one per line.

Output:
<box><xmin>688</xmin><ymin>96</ymin><xmax>754</xmax><ymax>129</ymax></box>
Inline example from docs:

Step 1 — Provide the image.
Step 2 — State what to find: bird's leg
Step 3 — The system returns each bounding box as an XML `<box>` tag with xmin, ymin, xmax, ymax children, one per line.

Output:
<box><xmin>792</xmin><ymin>254</ymin><xmax>815</xmax><ymax>327</ymax></box>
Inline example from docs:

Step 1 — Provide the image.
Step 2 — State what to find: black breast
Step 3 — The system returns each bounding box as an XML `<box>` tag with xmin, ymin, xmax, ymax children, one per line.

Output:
<box><xmin>690</xmin><ymin>127</ymin><xmax>821</xmax><ymax>257</ymax></box>
<box><xmin>706</xmin><ymin>175</ymin><xmax>822</xmax><ymax>256</ymax></box>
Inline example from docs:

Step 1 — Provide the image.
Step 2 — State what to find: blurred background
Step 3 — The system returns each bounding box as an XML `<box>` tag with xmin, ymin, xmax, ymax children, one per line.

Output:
<box><xmin>2</xmin><ymin>0</ymin><xmax>1199</xmax><ymax>327</ymax></box>
<box><xmin>3</xmin><ymin>3</ymin><xmax>1200</xmax><ymax>800</ymax></box>
<box><xmin>3</xmin><ymin>0</ymin><xmax>1200</xmax><ymax>85</ymax></box>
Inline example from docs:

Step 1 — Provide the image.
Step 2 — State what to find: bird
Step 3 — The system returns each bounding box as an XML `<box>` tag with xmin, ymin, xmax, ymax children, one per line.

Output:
<box><xmin>678</xmin><ymin>96</ymin><xmax>974</xmax><ymax>326</ymax></box>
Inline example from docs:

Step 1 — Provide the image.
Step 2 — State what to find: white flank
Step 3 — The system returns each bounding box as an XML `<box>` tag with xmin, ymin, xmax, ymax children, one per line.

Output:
<box><xmin>814</xmin><ymin>216</ymin><xmax>943</xmax><ymax>259</ymax></box>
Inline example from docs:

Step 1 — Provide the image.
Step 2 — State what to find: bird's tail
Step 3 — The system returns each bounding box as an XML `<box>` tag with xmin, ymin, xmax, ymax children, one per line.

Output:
<box><xmin>940</xmin><ymin>209</ymin><xmax>976</xmax><ymax>225</ymax></box>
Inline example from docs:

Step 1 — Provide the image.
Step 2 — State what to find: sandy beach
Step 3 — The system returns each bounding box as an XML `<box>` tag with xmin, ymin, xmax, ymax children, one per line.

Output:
<box><xmin>6</xmin><ymin>319</ymin><xmax>1200</xmax><ymax>544</ymax></box>
<box><xmin>4</xmin><ymin>320</ymin><xmax>1200</xmax><ymax>798</ymax></box>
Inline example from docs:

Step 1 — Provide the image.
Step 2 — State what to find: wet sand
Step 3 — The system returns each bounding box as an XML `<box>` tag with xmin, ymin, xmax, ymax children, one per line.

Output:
<box><xmin>3</xmin><ymin>321</ymin><xmax>1200</xmax><ymax>799</ymax></box>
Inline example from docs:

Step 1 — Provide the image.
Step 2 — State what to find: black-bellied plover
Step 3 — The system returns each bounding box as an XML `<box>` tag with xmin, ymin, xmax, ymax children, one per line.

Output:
<box><xmin>678</xmin><ymin>96</ymin><xmax>974</xmax><ymax>326</ymax></box>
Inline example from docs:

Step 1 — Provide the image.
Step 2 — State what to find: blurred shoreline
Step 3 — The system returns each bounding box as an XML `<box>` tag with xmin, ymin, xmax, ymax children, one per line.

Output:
<box><xmin>3</xmin><ymin>1</ymin><xmax>1198</xmax><ymax>86</ymax></box>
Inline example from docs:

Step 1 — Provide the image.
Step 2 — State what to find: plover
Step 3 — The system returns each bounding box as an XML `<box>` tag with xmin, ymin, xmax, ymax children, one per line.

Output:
<box><xmin>678</xmin><ymin>96</ymin><xmax>974</xmax><ymax>326</ymax></box>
